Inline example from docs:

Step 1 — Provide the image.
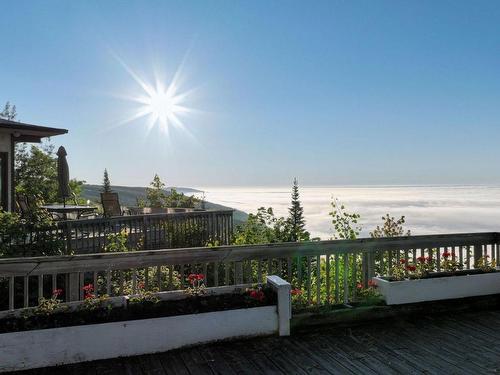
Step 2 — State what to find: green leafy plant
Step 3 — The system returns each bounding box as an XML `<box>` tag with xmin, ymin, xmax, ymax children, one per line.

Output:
<box><xmin>476</xmin><ymin>256</ymin><xmax>496</xmax><ymax>272</ymax></box>
<box><xmin>128</xmin><ymin>282</ymin><xmax>160</xmax><ymax>304</ymax></box>
<box><xmin>355</xmin><ymin>280</ymin><xmax>382</xmax><ymax>305</ymax></box>
<box><xmin>391</xmin><ymin>259</ymin><xmax>407</xmax><ymax>281</ymax></box>
<box><xmin>370</xmin><ymin>214</ymin><xmax>411</xmax><ymax>238</ymax></box>
<box><xmin>79</xmin><ymin>284</ymin><xmax>111</xmax><ymax>312</ymax></box>
<box><xmin>441</xmin><ymin>251</ymin><xmax>461</xmax><ymax>273</ymax></box>
<box><xmin>104</xmin><ymin>230</ymin><xmax>131</xmax><ymax>253</ymax></box>
<box><xmin>290</xmin><ymin>288</ymin><xmax>306</xmax><ymax>308</ymax></box>
<box><xmin>330</xmin><ymin>199</ymin><xmax>361</xmax><ymax>240</ymax></box>
<box><xmin>415</xmin><ymin>256</ymin><xmax>435</xmax><ymax>278</ymax></box>
<box><xmin>29</xmin><ymin>289</ymin><xmax>66</xmax><ymax>317</ymax></box>
<box><xmin>0</xmin><ymin>209</ymin><xmax>65</xmax><ymax>258</ymax></box>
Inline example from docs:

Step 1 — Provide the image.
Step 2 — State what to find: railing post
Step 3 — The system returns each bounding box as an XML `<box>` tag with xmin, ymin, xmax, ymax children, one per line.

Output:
<box><xmin>142</xmin><ymin>215</ymin><xmax>148</xmax><ymax>250</ymax></box>
<box><xmin>235</xmin><ymin>261</ymin><xmax>243</xmax><ymax>284</ymax></box>
<box><xmin>64</xmin><ymin>221</ymin><xmax>72</xmax><ymax>254</ymax></box>
<box><xmin>362</xmin><ymin>251</ymin><xmax>372</xmax><ymax>288</ymax></box>
<box><xmin>68</xmin><ymin>272</ymin><xmax>80</xmax><ymax>302</ymax></box>
<box><xmin>267</xmin><ymin>275</ymin><xmax>291</xmax><ymax>336</ymax></box>
<box><xmin>474</xmin><ymin>243</ymin><xmax>483</xmax><ymax>267</ymax></box>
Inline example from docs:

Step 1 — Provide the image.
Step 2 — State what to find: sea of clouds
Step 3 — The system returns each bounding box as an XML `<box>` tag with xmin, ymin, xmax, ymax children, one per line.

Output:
<box><xmin>201</xmin><ymin>185</ymin><xmax>500</xmax><ymax>239</ymax></box>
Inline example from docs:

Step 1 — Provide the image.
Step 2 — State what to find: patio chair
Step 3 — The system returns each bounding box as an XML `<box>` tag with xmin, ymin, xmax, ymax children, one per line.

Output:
<box><xmin>16</xmin><ymin>194</ymin><xmax>31</xmax><ymax>216</ymax></box>
<box><xmin>101</xmin><ymin>192</ymin><xmax>128</xmax><ymax>217</ymax></box>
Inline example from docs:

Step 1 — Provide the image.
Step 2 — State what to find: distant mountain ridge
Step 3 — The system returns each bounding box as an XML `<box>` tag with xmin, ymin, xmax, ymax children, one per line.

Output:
<box><xmin>81</xmin><ymin>184</ymin><xmax>247</xmax><ymax>224</ymax></box>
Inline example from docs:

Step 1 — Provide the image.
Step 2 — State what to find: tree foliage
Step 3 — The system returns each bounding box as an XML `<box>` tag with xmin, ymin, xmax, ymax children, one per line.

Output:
<box><xmin>370</xmin><ymin>214</ymin><xmax>411</xmax><ymax>238</ymax></box>
<box><xmin>233</xmin><ymin>207</ymin><xmax>289</xmax><ymax>245</ymax></box>
<box><xmin>286</xmin><ymin>178</ymin><xmax>310</xmax><ymax>242</ymax></box>
<box><xmin>0</xmin><ymin>102</ymin><xmax>17</xmax><ymax>120</ymax></box>
<box><xmin>329</xmin><ymin>198</ymin><xmax>361</xmax><ymax>240</ymax></box>
<box><xmin>15</xmin><ymin>142</ymin><xmax>85</xmax><ymax>204</ymax></box>
<box><xmin>102</xmin><ymin>169</ymin><xmax>112</xmax><ymax>193</ymax></box>
<box><xmin>0</xmin><ymin>210</ymin><xmax>65</xmax><ymax>257</ymax></box>
<box><xmin>140</xmin><ymin>174</ymin><xmax>198</xmax><ymax>209</ymax></box>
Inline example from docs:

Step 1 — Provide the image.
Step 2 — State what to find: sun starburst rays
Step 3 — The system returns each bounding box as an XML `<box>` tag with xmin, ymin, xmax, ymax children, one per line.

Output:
<box><xmin>111</xmin><ymin>53</ymin><xmax>196</xmax><ymax>139</ymax></box>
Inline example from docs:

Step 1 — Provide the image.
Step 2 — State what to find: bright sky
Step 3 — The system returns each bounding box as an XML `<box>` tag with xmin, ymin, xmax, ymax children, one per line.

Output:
<box><xmin>2</xmin><ymin>1</ymin><xmax>500</xmax><ymax>187</ymax></box>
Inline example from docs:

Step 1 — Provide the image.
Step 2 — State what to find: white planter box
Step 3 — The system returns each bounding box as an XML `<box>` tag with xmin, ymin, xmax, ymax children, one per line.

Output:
<box><xmin>374</xmin><ymin>271</ymin><xmax>500</xmax><ymax>305</ymax></box>
<box><xmin>0</xmin><ymin>276</ymin><xmax>291</xmax><ymax>373</ymax></box>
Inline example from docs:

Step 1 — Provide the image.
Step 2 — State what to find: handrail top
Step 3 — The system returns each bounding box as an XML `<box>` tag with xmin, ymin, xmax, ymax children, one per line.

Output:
<box><xmin>0</xmin><ymin>231</ymin><xmax>497</xmax><ymax>265</ymax></box>
<box><xmin>56</xmin><ymin>209</ymin><xmax>234</xmax><ymax>225</ymax></box>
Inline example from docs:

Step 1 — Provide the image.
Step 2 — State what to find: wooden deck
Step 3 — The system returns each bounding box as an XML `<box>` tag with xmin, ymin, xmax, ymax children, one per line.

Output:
<box><xmin>12</xmin><ymin>309</ymin><xmax>500</xmax><ymax>375</ymax></box>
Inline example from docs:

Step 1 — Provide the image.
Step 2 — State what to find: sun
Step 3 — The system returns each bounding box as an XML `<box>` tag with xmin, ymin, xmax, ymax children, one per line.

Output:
<box><xmin>112</xmin><ymin>53</ymin><xmax>196</xmax><ymax>137</ymax></box>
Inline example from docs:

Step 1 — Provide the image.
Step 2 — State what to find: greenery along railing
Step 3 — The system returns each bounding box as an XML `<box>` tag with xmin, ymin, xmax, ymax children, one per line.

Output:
<box><xmin>0</xmin><ymin>232</ymin><xmax>498</xmax><ymax>312</ymax></box>
<box><xmin>1</xmin><ymin>210</ymin><xmax>233</xmax><ymax>256</ymax></box>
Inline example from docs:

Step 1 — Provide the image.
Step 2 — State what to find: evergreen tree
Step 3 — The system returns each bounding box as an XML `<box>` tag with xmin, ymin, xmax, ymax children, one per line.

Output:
<box><xmin>102</xmin><ymin>169</ymin><xmax>112</xmax><ymax>193</ymax></box>
<box><xmin>287</xmin><ymin>178</ymin><xmax>310</xmax><ymax>241</ymax></box>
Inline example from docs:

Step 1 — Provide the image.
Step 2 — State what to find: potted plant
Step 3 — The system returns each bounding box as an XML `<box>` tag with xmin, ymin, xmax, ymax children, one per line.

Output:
<box><xmin>373</xmin><ymin>252</ymin><xmax>500</xmax><ymax>305</ymax></box>
<box><xmin>0</xmin><ymin>275</ymin><xmax>291</xmax><ymax>372</ymax></box>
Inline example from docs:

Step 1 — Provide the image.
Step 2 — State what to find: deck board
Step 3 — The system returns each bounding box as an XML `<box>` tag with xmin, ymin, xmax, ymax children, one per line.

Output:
<box><xmin>8</xmin><ymin>310</ymin><xmax>500</xmax><ymax>375</ymax></box>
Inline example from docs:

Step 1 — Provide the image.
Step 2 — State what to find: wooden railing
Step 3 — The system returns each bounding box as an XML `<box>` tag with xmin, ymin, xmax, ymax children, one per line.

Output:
<box><xmin>6</xmin><ymin>210</ymin><xmax>234</xmax><ymax>256</ymax></box>
<box><xmin>0</xmin><ymin>232</ymin><xmax>498</xmax><ymax>311</ymax></box>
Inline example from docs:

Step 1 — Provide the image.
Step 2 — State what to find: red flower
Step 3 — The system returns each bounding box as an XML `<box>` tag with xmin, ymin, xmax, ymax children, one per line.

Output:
<box><xmin>406</xmin><ymin>265</ymin><xmax>416</xmax><ymax>272</ymax></box>
<box><xmin>400</xmin><ymin>259</ymin><xmax>406</xmax><ymax>264</ymax></box>
<box><xmin>291</xmin><ymin>288</ymin><xmax>303</xmax><ymax>296</ymax></box>
<box><xmin>249</xmin><ymin>290</ymin><xmax>265</xmax><ymax>302</ymax></box>
<box><xmin>52</xmin><ymin>288</ymin><xmax>63</xmax><ymax>297</ymax></box>
<box><xmin>138</xmin><ymin>282</ymin><xmax>145</xmax><ymax>289</ymax></box>
<box><xmin>368</xmin><ymin>279</ymin><xmax>377</xmax><ymax>288</ymax></box>
<box><xmin>82</xmin><ymin>284</ymin><xmax>94</xmax><ymax>293</ymax></box>
<box><xmin>442</xmin><ymin>251</ymin><xmax>451</xmax><ymax>258</ymax></box>
<box><xmin>425</xmin><ymin>256</ymin><xmax>432</xmax><ymax>262</ymax></box>
<box><xmin>417</xmin><ymin>256</ymin><xmax>426</xmax><ymax>263</ymax></box>
<box><xmin>188</xmin><ymin>274</ymin><xmax>204</xmax><ymax>283</ymax></box>
<box><xmin>356</xmin><ymin>283</ymin><xmax>363</xmax><ymax>290</ymax></box>
<box><xmin>84</xmin><ymin>293</ymin><xmax>95</xmax><ymax>300</ymax></box>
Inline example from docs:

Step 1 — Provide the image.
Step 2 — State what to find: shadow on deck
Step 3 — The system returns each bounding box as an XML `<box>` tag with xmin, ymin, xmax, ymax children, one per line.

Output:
<box><xmin>11</xmin><ymin>309</ymin><xmax>500</xmax><ymax>375</ymax></box>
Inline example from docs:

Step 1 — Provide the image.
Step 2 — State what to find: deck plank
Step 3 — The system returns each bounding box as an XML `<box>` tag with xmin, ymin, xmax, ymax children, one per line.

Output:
<box><xmin>8</xmin><ymin>309</ymin><xmax>500</xmax><ymax>375</ymax></box>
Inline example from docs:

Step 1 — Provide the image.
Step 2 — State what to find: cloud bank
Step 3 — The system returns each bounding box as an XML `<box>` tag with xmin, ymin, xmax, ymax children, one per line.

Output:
<box><xmin>202</xmin><ymin>186</ymin><xmax>500</xmax><ymax>239</ymax></box>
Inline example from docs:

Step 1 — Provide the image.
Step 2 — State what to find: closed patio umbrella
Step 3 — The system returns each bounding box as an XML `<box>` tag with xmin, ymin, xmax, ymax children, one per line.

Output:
<box><xmin>57</xmin><ymin>146</ymin><xmax>71</xmax><ymax>206</ymax></box>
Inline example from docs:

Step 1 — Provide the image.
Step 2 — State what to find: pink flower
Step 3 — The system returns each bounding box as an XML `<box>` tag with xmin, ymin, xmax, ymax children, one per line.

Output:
<box><xmin>52</xmin><ymin>288</ymin><xmax>63</xmax><ymax>297</ymax></box>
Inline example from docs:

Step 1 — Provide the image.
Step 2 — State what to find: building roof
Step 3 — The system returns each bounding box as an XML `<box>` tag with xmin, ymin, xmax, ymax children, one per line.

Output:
<box><xmin>0</xmin><ymin>118</ymin><xmax>68</xmax><ymax>143</ymax></box>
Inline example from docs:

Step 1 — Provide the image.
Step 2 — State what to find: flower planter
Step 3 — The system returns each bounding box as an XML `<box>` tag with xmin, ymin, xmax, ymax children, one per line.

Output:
<box><xmin>0</xmin><ymin>276</ymin><xmax>291</xmax><ymax>373</ymax></box>
<box><xmin>374</xmin><ymin>271</ymin><xmax>500</xmax><ymax>305</ymax></box>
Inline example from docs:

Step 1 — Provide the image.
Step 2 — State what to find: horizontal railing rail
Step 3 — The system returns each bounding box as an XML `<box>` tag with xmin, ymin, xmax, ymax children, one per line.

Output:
<box><xmin>3</xmin><ymin>210</ymin><xmax>234</xmax><ymax>256</ymax></box>
<box><xmin>0</xmin><ymin>231</ymin><xmax>498</xmax><ymax>312</ymax></box>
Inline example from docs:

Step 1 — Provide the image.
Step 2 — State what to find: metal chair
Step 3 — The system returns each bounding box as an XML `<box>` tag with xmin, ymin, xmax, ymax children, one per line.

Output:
<box><xmin>101</xmin><ymin>192</ymin><xmax>128</xmax><ymax>217</ymax></box>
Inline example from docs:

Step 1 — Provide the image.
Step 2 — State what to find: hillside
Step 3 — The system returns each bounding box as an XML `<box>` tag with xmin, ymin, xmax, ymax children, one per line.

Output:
<box><xmin>81</xmin><ymin>184</ymin><xmax>248</xmax><ymax>224</ymax></box>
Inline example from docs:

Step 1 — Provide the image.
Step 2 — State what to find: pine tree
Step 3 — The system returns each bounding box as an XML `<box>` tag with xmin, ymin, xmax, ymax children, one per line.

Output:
<box><xmin>102</xmin><ymin>169</ymin><xmax>112</xmax><ymax>193</ymax></box>
<box><xmin>287</xmin><ymin>178</ymin><xmax>310</xmax><ymax>242</ymax></box>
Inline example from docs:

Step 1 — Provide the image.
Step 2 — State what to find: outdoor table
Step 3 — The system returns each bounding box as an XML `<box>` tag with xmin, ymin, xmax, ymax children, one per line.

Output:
<box><xmin>41</xmin><ymin>205</ymin><xmax>97</xmax><ymax>220</ymax></box>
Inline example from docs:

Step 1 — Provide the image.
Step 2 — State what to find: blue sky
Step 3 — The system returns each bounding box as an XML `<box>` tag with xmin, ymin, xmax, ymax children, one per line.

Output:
<box><xmin>2</xmin><ymin>0</ymin><xmax>500</xmax><ymax>187</ymax></box>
